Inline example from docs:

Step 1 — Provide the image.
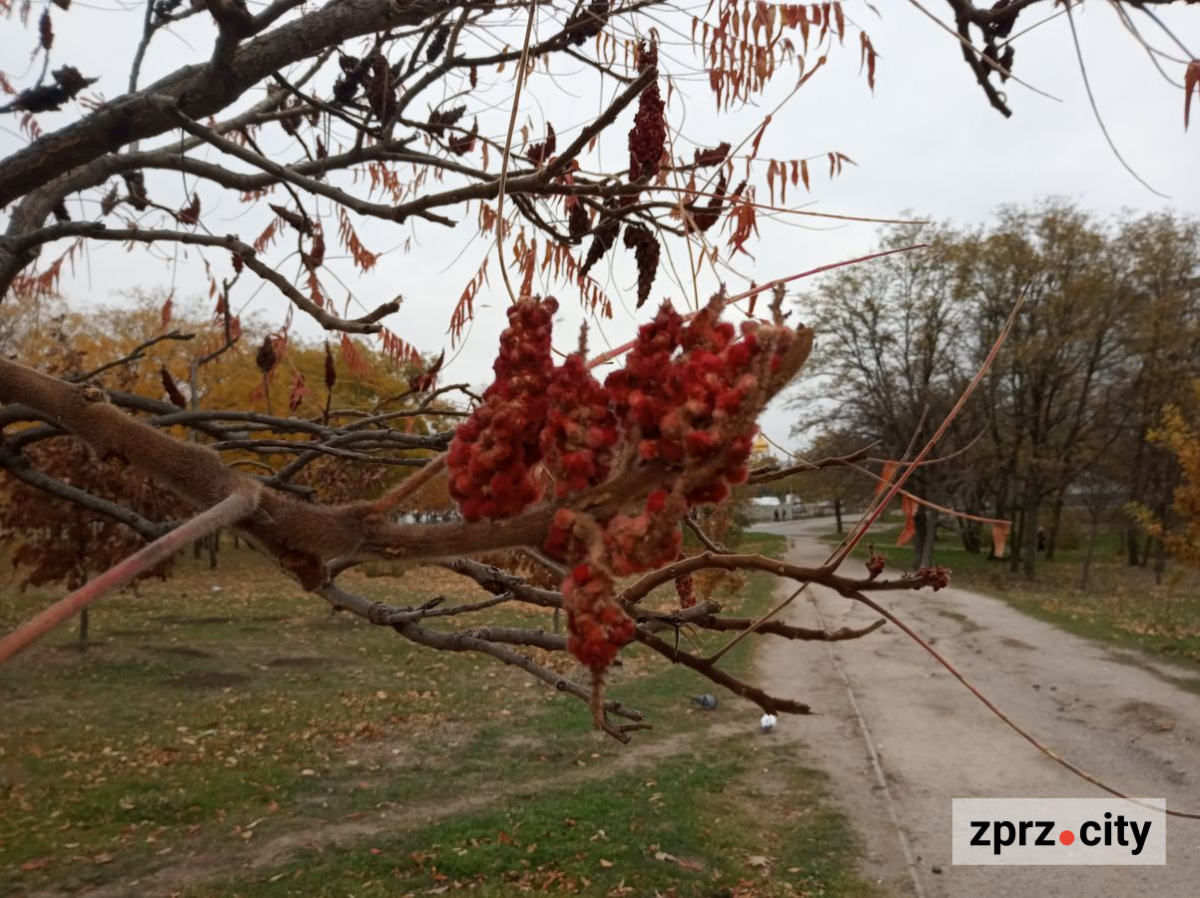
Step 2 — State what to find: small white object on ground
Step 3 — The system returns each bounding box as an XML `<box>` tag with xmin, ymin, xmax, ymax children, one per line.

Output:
<box><xmin>760</xmin><ymin>713</ymin><xmax>777</xmax><ymax>733</ymax></box>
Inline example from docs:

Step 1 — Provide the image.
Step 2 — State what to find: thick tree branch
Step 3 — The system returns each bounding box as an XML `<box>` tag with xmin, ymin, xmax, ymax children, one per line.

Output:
<box><xmin>0</xmin><ymin>0</ymin><xmax>457</xmax><ymax>207</ymax></box>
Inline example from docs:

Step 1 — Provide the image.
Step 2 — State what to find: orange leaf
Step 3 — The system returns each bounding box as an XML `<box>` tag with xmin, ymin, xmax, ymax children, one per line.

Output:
<box><xmin>991</xmin><ymin>521</ymin><xmax>1011</xmax><ymax>559</ymax></box>
<box><xmin>875</xmin><ymin>460</ymin><xmax>897</xmax><ymax>495</ymax></box>
<box><xmin>896</xmin><ymin>494</ymin><xmax>917</xmax><ymax>547</ymax></box>
<box><xmin>749</xmin><ymin>114</ymin><xmax>772</xmax><ymax>160</ymax></box>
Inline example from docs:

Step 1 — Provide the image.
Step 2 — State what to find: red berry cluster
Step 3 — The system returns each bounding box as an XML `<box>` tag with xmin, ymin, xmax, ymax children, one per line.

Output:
<box><xmin>866</xmin><ymin>544</ymin><xmax>886</xmax><ymax>580</ymax></box>
<box><xmin>916</xmin><ymin>565</ymin><xmax>951</xmax><ymax>591</ymax></box>
<box><xmin>605</xmin><ymin>301</ymin><xmax>790</xmax><ymax>505</ymax></box>
<box><xmin>564</xmin><ymin>561</ymin><xmax>633</xmax><ymax>673</ymax></box>
<box><xmin>601</xmin><ymin>488</ymin><xmax>686</xmax><ymax>576</ymax></box>
<box><xmin>447</xmin><ymin>297</ymin><xmax>557</xmax><ymax>521</ymax></box>
<box><xmin>675</xmin><ymin>573</ymin><xmax>696</xmax><ymax>609</ymax></box>
<box><xmin>627</xmin><ymin>40</ymin><xmax>665</xmax><ymax>182</ymax></box>
<box><xmin>540</xmin><ymin>353</ymin><xmax>618</xmax><ymax>497</ymax></box>
<box><xmin>450</xmin><ymin>293</ymin><xmax>803</xmax><ymax>688</ymax></box>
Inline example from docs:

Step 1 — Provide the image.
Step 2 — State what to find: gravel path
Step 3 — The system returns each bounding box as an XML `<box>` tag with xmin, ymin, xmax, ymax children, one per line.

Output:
<box><xmin>754</xmin><ymin>518</ymin><xmax>1200</xmax><ymax>897</ymax></box>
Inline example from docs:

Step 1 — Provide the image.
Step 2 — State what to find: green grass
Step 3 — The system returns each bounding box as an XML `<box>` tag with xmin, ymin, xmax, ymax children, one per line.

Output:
<box><xmin>824</xmin><ymin>515</ymin><xmax>1200</xmax><ymax>677</ymax></box>
<box><xmin>193</xmin><ymin>741</ymin><xmax>868</xmax><ymax>897</ymax></box>
<box><xmin>1</xmin><ymin>532</ymin><xmax>871</xmax><ymax>896</ymax></box>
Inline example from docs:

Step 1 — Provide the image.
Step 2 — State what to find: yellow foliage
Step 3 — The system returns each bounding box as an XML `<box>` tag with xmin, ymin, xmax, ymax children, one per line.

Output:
<box><xmin>1141</xmin><ymin>381</ymin><xmax>1200</xmax><ymax>564</ymax></box>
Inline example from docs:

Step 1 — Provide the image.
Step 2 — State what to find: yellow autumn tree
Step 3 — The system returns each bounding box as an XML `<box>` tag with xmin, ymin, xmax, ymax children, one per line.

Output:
<box><xmin>1136</xmin><ymin>382</ymin><xmax>1200</xmax><ymax>565</ymax></box>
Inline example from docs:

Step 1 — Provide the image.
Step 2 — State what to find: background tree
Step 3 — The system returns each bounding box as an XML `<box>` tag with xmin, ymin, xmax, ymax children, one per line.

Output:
<box><xmin>791</xmin><ymin>202</ymin><xmax>1200</xmax><ymax>579</ymax></box>
<box><xmin>1135</xmin><ymin>381</ymin><xmax>1200</xmax><ymax>572</ymax></box>
<box><xmin>1108</xmin><ymin>213</ymin><xmax>1200</xmax><ymax>574</ymax></box>
<box><xmin>794</xmin><ymin>429</ymin><xmax>874</xmax><ymax>535</ymax></box>
<box><xmin>795</xmin><ymin>222</ymin><xmax>974</xmax><ymax>566</ymax></box>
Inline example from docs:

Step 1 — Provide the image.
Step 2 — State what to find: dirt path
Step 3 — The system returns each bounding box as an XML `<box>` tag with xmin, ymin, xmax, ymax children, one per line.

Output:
<box><xmin>44</xmin><ymin>722</ymin><xmax>752</xmax><ymax>898</ymax></box>
<box><xmin>754</xmin><ymin>518</ymin><xmax>1200</xmax><ymax>897</ymax></box>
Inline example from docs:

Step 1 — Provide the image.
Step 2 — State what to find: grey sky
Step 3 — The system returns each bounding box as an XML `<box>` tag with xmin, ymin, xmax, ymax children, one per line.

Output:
<box><xmin>2</xmin><ymin>0</ymin><xmax>1196</xmax><ymax>452</ymax></box>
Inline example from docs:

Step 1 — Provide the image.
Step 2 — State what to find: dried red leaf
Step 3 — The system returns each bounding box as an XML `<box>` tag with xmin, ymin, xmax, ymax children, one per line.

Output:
<box><xmin>563</xmin><ymin>0</ymin><xmax>609</xmax><ymax>46</ymax></box>
<box><xmin>1186</xmin><ymin>59</ymin><xmax>1200</xmax><ymax>131</ymax></box>
<box><xmin>255</xmin><ymin>336</ymin><xmax>278</xmax><ymax>375</ymax></box>
<box><xmin>410</xmin><ymin>350</ymin><xmax>444</xmax><ymax>393</ymax></box>
<box><xmin>449</xmin><ymin>118</ymin><xmax>479</xmax><ymax>155</ymax></box>
<box><xmin>38</xmin><ymin>8</ymin><xmax>52</xmax><ymax>50</ymax></box>
<box><xmin>363</xmin><ymin>54</ymin><xmax>396</xmax><ymax>122</ymax></box>
<box><xmin>693</xmin><ymin>141</ymin><xmax>731</xmax><ymax>168</ymax></box>
<box><xmin>627</xmin><ymin>41</ymin><xmax>665</xmax><ymax>182</ymax></box>
<box><xmin>176</xmin><ymin>192</ymin><xmax>201</xmax><ymax>226</ymax></box>
<box><xmin>160</xmin><ymin>367</ymin><xmax>187</xmax><ymax>409</ymax></box>
<box><xmin>568</xmin><ymin>202</ymin><xmax>590</xmax><ymax>242</ymax></box>
<box><xmin>580</xmin><ymin>205</ymin><xmax>620</xmax><ymax>278</ymax></box>
<box><xmin>323</xmin><ymin>341</ymin><xmax>337</xmax><ymax>391</ymax></box>
<box><xmin>526</xmin><ymin>123</ymin><xmax>556</xmax><ymax>166</ymax></box>
<box><xmin>288</xmin><ymin>370</ymin><xmax>312</xmax><ymax>412</ymax></box>
<box><xmin>269</xmin><ymin>203</ymin><xmax>312</xmax><ymax>235</ymax></box>
<box><xmin>427</xmin><ymin>104</ymin><xmax>466</xmax><ymax>137</ymax></box>
<box><xmin>622</xmin><ymin>223</ymin><xmax>659</xmax><ymax>309</ymax></box>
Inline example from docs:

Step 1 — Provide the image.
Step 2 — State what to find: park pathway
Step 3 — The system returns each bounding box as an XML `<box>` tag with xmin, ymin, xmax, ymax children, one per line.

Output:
<box><xmin>754</xmin><ymin>518</ymin><xmax>1200</xmax><ymax>897</ymax></box>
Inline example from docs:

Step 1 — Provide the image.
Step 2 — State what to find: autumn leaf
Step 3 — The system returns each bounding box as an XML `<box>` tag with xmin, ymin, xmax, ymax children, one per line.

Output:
<box><xmin>39</xmin><ymin>8</ymin><xmax>52</xmax><ymax>50</ymax></box>
<box><xmin>526</xmin><ymin>122</ymin><xmax>557</xmax><ymax>166</ymax></box>
<box><xmin>176</xmin><ymin>192</ymin><xmax>201</xmax><ymax>226</ymax></box>
<box><xmin>749</xmin><ymin>114</ymin><xmax>772</xmax><ymax>161</ymax></box>
<box><xmin>288</xmin><ymin>370</ymin><xmax>312</xmax><ymax>412</ymax></box>
<box><xmin>1186</xmin><ymin>60</ymin><xmax>1200</xmax><ymax>131</ymax></box>
<box><xmin>269</xmin><ymin>203</ymin><xmax>312</xmax><ymax>235</ymax></box>
<box><xmin>323</xmin><ymin>341</ymin><xmax>337</xmax><ymax>391</ymax></box>
<box><xmin>161</xmin><ymin>367</ymin><xmax>187</xmax><ymax>409</ymax></box>
<box><xmin>339</xmin><ymin>333</ymin><xmax>372</xmax><ymax>380</ymax></box>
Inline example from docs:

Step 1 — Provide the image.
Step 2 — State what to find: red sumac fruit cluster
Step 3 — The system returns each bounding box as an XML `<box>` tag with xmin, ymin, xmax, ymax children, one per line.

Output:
<box><xmin>447</xmin><ymin>297</ymin><xmax>557</xmax><ymax>520</ymax></box>
<box><xmin>448</xmin><ymin>293</ymin><xmax>806</xmax><ymax>691</ymax></box>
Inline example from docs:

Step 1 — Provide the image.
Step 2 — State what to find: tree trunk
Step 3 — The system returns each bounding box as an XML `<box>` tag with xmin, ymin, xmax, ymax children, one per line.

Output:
<box><xmin>1140</xmin><ymin>535</ymin><xmax>1153</xmax><ymax>568</ymax></box>
<box><xmin>1155</xmin><ymin>537</ymin><xmax>1167</xmax><ymax>586</ymax></box>
<box><xmin>1125</xmin><ymin>522</ymin><xmax>1141</xmax><ymax>567</ymax></box>
<box><xmin>959</xmin><ymin>519</ymin><xmax>981</xmax><ymax>554</ymax></box>
<box><xmin>1009</xmin><ymin>508</ymin><xmax>1024</xmax><ymax>574</ymax></box>
<box><xmin>1080</xmin><ymin>513</ymin><xmax>1100</xmax><ymax>591</ymax></box>
<box><xmin>1021</xmin><ymin>479</ymin><xmax>1041</xmax><ymax>579</ymax></box>
<box><xmin>919</xmin><ymin>508</ymin><xmax>938</xmax><ymax>568</ymax></box>
<box><xmin>1045</xmin><ymin>489</ymin><xmax>1066</xmax><ymax>561</ymax></box>
<box><xmin>78</xmin><ymin>606</ymin><xmax>89</xmax><ymax>653</ymax></box>
<box><xmin>833</xmin><ymin>498</ymin><xmax>844</xmax><ymax>535</ymax></box>
<box><xmin>207</xmin><ymin>531</ymin><xmax>219</xmax><ymax>569</ymax></box>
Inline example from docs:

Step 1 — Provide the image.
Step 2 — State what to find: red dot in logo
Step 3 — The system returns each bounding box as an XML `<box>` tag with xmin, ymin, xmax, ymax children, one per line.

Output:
<box><xmin>1060</xmin><ymin>830</ymin><xmax>1075</xmax><ymax>846</ymax></box>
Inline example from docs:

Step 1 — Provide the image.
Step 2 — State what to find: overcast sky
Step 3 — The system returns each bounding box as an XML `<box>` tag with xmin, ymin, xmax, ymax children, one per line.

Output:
<box><xmin>2</xmin><ymin>0</ymin><xmax>1196</xmax><ymax>451</ymax></box>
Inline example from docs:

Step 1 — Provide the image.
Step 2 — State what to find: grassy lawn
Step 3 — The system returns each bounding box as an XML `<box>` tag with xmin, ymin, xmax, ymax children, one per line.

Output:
<box><xmin>1</xmin><ymin>532</ymin><xmax>872</xmax><ymax>897</ymax></box>
<box><xmin>825</xmin><ymin>513</ymin><xmax>1200</xmax><ymax>676</ymax></box>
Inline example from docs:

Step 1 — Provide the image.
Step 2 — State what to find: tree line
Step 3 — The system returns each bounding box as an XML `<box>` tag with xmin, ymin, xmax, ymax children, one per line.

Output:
<box><xmin>787</xmin><ymin>201</ymin><xmax>1200</xmax><ymax>580</ymax></box>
